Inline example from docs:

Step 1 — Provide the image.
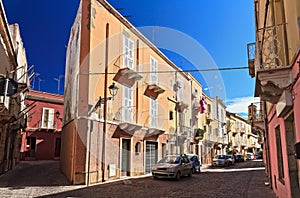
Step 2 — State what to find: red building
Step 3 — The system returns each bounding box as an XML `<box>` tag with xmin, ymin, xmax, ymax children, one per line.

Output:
<box><xmin>20</xmin><ymin>91</ymin><xmax>64</xmax><ymax>160</ymax></box>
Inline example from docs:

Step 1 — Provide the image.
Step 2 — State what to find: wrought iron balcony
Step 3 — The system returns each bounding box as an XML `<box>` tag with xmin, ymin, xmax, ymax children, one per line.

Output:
<box><xmin>247</xmin><ymin>24</ymin><xmax>292</xmax><ymax>103</ymax></box>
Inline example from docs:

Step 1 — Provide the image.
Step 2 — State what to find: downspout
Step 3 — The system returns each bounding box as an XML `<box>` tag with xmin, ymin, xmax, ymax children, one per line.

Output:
<box><xmin>102</xmin><ymin>23</ymin><xmax>110</xmax><ymax>182</ymax></box>
<box><xmin>263</xmin><ymin>100</ymin><xmax>272</xmax><ymax>188</ymax></box>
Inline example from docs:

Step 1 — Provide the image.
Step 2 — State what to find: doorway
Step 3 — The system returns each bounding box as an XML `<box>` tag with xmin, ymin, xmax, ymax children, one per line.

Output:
<box><xmin>145</xmin><ymin>141</ymin><xmax>158</xmax><ymax>173</ymax></box>
<box><xmin>121</xmin><ymin>139</ymin><xmax>131</xmax><ymax>177</ymax></box>
<box><xmin>26</xmin><ymin>137</ymin><xmax>36</xmax><ymax>159</ymax></box>
<box><xmin>284</xmin><ymin>113</ymin><xmax>300</xmax><ymax>197</ymax></box>
<box><xmin>54</xmin><ymin>138</ymin><xmax>61</xmax><ymax>158</ymax></box>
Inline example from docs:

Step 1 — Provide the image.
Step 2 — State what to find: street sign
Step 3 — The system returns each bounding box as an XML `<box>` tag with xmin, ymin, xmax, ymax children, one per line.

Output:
<box><xmin>0</xmin><ymin>78</ymin><xmax>18</xmax><ymax>96</ymax></box>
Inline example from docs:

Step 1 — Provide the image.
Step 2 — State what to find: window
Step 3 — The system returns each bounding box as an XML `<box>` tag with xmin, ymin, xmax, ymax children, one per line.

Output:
<box><xmin>169</xmin><ymin>111</ymin><xmax>173</xmax><ymax>120</ymax></box>
<box><xmin>275</xmin><ymin>126</ymin><xmax>285</xmax><ymax>183</ymax></box>
<box><xmin>177</xmin><ymin>79</ymin><xmax>183</xmax><ymax>102</ymax></box>
<box><xmin>41</xmin><ymin>108</ymin><xmax>54</xmax><ymax>128</ymax></box>
<box><xmin>135</xmin><ymin>142</ymin><xmax>141</xmax><ymax>155</ymax></box>
<box><xmin>122</xmin><ymin>86</ymin><xmax>133</xmax><ymax>122</ymax></box>
<box><xmin>150</xmin><ymin>98</ymin><xmax>158</xmax><ymax>128</ymax></box>
<box><xmin>207</xmin><ymin>104</ymin><xmax>211</xmax><ymax>113</ymax></box>
<box><xmin>150</xmin><ymin>56</ymin><xmax>158</xmax><ymax>84</ymax></box>
<box><xmin>208</xmin><ymin>126</ymin><xmax>212</xmax><ymax>134</ymax></box>
<box><xmin>123</xmin><ymin>36</ymin><xmax>134</xmax><ymax>69</ymax></box>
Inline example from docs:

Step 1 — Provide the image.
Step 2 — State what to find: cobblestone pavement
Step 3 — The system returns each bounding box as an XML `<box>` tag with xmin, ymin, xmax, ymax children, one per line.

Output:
<box><xmin>0</xmin><ymin>160</ymin><xmax>276</xmax><ymax>198</ymax></box>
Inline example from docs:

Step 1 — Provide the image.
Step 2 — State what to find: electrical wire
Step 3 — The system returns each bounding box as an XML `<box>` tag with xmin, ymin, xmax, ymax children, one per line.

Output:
<box><xmin>80</xmin><ymin>66</ymin><xmax>249</xmax><ymax>75</ymax></box>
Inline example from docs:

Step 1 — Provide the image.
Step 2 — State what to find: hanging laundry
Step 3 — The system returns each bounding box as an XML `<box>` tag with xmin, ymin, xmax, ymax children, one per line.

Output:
<box><xmin>200</xmin><ymin>97</ymin><xmax>207</xmax><ymax>114</ymax></box>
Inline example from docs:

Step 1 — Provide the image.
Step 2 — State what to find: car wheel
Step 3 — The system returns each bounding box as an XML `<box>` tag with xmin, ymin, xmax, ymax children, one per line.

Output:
<box><xmin>198</xmin><ymin>167</ymin><xmax>201</xmax><ymax>173</ymax></box>
<box><xmin>153</xmin><ymin>176</ymin><xmax>158</xmax><ymax>180</ymax></box>
<box><xmin>175</xmin><ymin>171</ymin><xmax>181</xmax><ymax>180</ymax></box>
<box><xmin>188</xmin><ymin>169</ymin><xmax>192</xmax><ymax>177</ymax></box>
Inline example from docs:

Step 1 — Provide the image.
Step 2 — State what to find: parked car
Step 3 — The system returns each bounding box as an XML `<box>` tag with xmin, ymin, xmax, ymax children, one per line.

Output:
<box><xmin>151</xmin><ymin>154</ymin><xmax>192</xmax><ymax>180</ymax></box>
<box><xmin>226</xmin><ymin>155</ymin><xmax>235</xmax><ymax>165</ymax></box>
<box><xmin>254</xmin><ymin>153</ymin><xmax>263</xmax><ymax>159</ymax></box>
<box><xmin>212</xmin><ymin>154</ymin><xmax>229</xmax><ymax>167</ymax></box>
<box><xmin>186</xmin><ymin>154</ymin><xmax>202</xmax><ymax>173</ymax></box>
<box><xmin>246</xmin><ymin>153</ymin><xmax>254</xmax><ymax>160</ymax></box>
<box><xmin>234</xmin><ymin>154</ymin><xmax>244</xmax><ymax>162</ymax></box>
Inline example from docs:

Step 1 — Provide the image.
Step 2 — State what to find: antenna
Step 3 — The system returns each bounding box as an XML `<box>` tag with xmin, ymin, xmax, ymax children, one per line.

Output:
<box><xmin>35</xmin><ymin>73</ymin><xmax>44</xmax><ymax>91</ymax></box>
<box><xmin>54</xmin><ymin>75</ymin><xmax>64</xmax><ymax>94</ymax></box>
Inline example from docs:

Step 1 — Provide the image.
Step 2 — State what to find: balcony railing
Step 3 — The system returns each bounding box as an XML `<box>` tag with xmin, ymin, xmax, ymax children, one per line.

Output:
<box><xmin>248</xmin><ymin>24</ymin><xmax>292</xmax><ymax>103</ymax></box>
<box><xmin>38</xmin><ymin>121</ymin><xmax>57</xmax><ymax>130</ymax></box>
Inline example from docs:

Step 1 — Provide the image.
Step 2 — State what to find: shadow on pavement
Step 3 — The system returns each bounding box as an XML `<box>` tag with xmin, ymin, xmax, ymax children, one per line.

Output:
<box><xmin>0</xmin><ymin>160</ymin><xmax>71</xmax><ymax>187</ymax></box>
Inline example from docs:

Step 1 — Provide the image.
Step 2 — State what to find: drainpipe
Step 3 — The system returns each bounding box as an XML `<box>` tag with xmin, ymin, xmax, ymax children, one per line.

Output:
<box><xmin>263</xmin><ymin>100</ymin><xmax>272</xmax><ymax>188</ymax></box>
<box><xmin>102</xmin><ymin>23</ymin><xmax>110</xmax><ymax>183</ymax></box>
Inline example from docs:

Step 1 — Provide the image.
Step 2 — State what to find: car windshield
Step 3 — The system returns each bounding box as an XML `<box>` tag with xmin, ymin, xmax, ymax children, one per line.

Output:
<box><xmin>158</xmin><ymin>156</ymin><xmax>180</xmax><ymax>164</ymax></box>
<box><xmin>187</xmin><ymin>155</ymin><xmax>194</xmax><ymax>160</ymax></box>
<box><xmin>216</xmin><ymin>155</ymin><xmax>226</xmax><ymax>159</ymax></box>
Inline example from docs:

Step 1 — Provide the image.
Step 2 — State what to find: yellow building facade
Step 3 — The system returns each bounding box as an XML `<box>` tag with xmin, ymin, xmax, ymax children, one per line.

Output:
<box><xmin>61</xmin><ymin>0</ymin><xmax>205</xmax><ymax>185</ymax></box>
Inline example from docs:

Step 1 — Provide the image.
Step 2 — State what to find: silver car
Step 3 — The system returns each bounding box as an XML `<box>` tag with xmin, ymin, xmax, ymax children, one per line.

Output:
<box><xmin>151</xmin><ymin>154</ymin><xmax>192</xmax><ymax>180</ymax></box>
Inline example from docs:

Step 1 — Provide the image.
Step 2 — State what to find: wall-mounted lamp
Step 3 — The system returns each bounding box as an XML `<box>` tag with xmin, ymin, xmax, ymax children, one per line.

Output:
<box><xmin>90</xmin><ymin>82</ymin><xmax>119</xmax><ymax>114</ymax></box>
<box><xmin>55</xmin><ymin>110</ymin><xmax>63</xmax><ymax>121</ymax></box>
<box><xmin>108</xmin><ymin>82</ymin><xmax>119</xmax><ymax>98</ymax></box>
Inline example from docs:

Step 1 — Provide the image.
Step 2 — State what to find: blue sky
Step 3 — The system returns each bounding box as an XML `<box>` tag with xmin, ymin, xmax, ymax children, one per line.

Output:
<box><xmin>2</xmin><ymin>0</ymin><xmax>258</xmax><ymax>115</ymax></box>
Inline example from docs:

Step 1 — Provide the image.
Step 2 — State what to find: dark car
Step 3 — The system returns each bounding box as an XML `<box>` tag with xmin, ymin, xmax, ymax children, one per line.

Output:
<box><xmin>234</xmin><ymin>154</ymin><xmax>244</xmax><ymax>162</ymax></box>
<box><xmin>186</xmin><ymin>154</ymin><xmax>202</xmax><ymax>173</ymax></box>
<box><xmin>254</xmin><ymin>153</ymin><xmax>263</xmax><ymax>159</ymax></box>
<box><xmin>151</xmin><ymin>154</ymin><xmax>192</xmax><ymax>180</ymax></box>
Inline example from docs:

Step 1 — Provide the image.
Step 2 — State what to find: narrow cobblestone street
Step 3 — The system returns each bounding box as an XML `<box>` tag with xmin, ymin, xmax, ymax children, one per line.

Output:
<box><xmin>0</xmin><ymin>160</ymin><xmax>276</xmax><ymax>198</ymax></box>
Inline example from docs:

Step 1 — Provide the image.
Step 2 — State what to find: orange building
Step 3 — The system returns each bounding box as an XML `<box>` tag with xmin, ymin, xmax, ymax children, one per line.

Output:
<box><xmin>61</xmin><ymin>0</ymin><xmax>205</xmax><ymax>185</ymax></box>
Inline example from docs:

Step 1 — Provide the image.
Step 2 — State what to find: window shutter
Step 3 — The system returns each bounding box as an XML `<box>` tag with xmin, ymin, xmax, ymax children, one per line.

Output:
<box><xmin>123</xmin><ymin>36</ymin><xmax>134</xmax><ymax>69</ymax></box>
<box><xmin>123</xmin><ymin>86</ymin><xmax>133</xmax><ymax>122</ymax></box>
<box><xmin>177</xmin><ymin>79</ymin><xmax>183</xmax><ymax>102</ymax></box>
<box><xmin>150</xmin><ymin>98</ymin><xmax>158</xmax><ymax>128</ymax></box>
<box><xmin>150</xmin><ymin>56</ymin><xmax>158</xmax><ymax>84</ymax></box>
<box><xmin>48</xmin><ymin>108</ymin><xmax>54</xmax><ymax>128</ymax></box>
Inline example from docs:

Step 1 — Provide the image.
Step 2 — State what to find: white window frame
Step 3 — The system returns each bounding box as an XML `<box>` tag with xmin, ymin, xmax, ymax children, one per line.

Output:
<box><xmin>150</xmin><ymin>55</ymin><xmax>158</xmax><ymax>84</ymax></box>
<box><xmin>41</xmin><ymin>107</ymin><xmax>54</xmax><ymax>128</ymax></box>
<box><xmin>150</xmin><ymin>98</ymin><xmax>158</xmax><ymax>128</ymax></box>
<box><xmin>123</xmin><ymin>36</ymin><xmax>134</xmax><ymax>69</ymax></box>
<box><xmin>122</xmin><ymin>86</ymin><xmax>133</xmax><ymax>123</ymax></box>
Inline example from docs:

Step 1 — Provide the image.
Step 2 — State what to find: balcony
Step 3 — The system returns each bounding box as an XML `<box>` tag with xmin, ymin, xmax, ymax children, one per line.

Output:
<box><xmin>144</xmin><ymin>83</ymin><xmax>165</xmax><ymax>99</ymax></box>
<box><xmin>112</xmin><ymin>107</ymin><xmax>142</xmax><ymax>138</ymax></box>
<box><xmin>113</xmin><ymin>67</ymin><xmax>142</xmax><ymax>87</ymax></box>
<box><xmin>0</xmin><ymin>97</ymin><xmax>15</xmax><ymax>124</ymax></box>
<box><xmin>194</xmin><ymin>128</ymin><xmax>204</xmax><ymax>142</ymax></box>
<box><xmin>248</xmin><ymin>24</ymin><xmax>292</xmax><ymax>104</ymax></box>
<box><xmin>145</xmin><ymin>128</ymin><xmax>165</xmax><ymax>138</ymax></box>
<box><xmin>206</xmin><ymin>112</ymin><xmax>213</xmax><ymax>124</ymax></box>
<box><xmin>10</xmin><ymin>112</ymin><xmax>27</xmax><ymax>130</ymax></box>
<box><xmin>176</xmin><ymin>101</ymin><xmax>188</xmax><ymax>112</ymax></box>
<box><xmin>38</xmin><ymin>121</ymin><xmax>57</xmax><ymax>131</ymax></box>
<box><xmin>250</xmin><ymin>113</ymin><xmax>265</xmax><ymax>133</ymax></box>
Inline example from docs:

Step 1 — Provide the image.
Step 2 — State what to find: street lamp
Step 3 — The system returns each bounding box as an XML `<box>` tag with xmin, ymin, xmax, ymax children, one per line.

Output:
<box><xmin>89</xmin><ymin>82</ymin><xmax>119</xmax><ymax>114</ymax></box>
<box><xmin>87</xmin><ymin>82</ymin><xmax>119</xmax><ymax>186</ymax></box>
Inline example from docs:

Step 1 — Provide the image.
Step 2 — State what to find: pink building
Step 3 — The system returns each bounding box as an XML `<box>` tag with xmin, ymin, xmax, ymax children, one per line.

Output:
<box><xmin>20</xmin><ymin>91</ymin><xmax>64</xmax><ymax>160</ymax></box>
<box><xmin>248</xmin><ymin>0</ymin><xmax>300</xmax><ymax>197</ymax></box>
